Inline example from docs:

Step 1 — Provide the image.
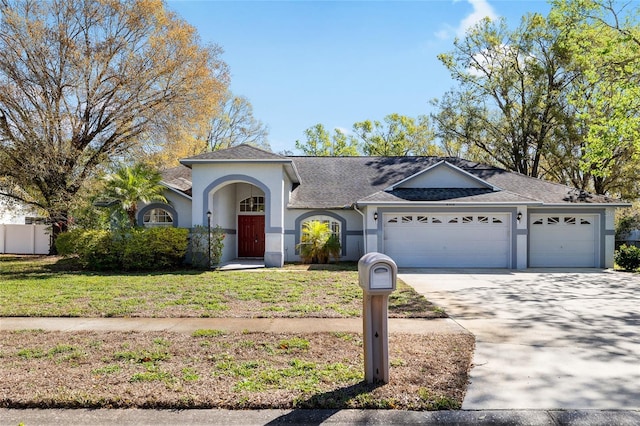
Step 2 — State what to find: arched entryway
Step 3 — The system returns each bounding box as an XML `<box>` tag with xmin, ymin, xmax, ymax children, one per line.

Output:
<box><xmin>202</xmin><ymin>174</ymin><xmax>283</xmax><ymax>267</ymax></box>
<box><xmin>203</xmin><ymin>177</ymin><xmax>269</xmax><ymax>262</ymax></box>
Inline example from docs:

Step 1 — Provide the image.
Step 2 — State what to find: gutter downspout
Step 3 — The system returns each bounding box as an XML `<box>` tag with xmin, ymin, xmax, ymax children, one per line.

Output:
<box><xmin>352</xmin><ymin>203</ymin><xmax>367</xmax><ymax>255</ymax></box>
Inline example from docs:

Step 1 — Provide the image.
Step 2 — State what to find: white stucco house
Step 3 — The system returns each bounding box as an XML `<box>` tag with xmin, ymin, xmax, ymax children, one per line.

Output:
<box><xmin>139</xmin><ymin>144</ymin><xmax>630</xmax><ymax>269</ymax></box>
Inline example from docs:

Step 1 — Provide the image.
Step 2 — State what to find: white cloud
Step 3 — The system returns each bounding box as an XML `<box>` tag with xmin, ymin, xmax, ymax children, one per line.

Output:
<box><xmin>434</xmin><ymin>0</ymin><xmax>498</xmax><ymax>41</ymax></box>
<box><xmin>457</xmin><ymin>0</ymin><xmax>498</xmax><ymax>37</ymax></box>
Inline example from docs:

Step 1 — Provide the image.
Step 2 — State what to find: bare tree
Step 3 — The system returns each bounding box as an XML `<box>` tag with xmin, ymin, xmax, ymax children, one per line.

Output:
<box><xmin>0</xmin><ymin>0</ymin><xmax>228</xmax><ymax>235</ymax></box>
<box><xmin>207</xmin><ymin>91</ymin><xmax>270</xmax><ymax>151</ymax></box>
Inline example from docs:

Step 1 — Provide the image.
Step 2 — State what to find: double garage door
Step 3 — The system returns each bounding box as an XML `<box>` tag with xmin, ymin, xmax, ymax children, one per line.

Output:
<box><xmin>383</xmin><ymin>212</ymin><xmax>599</xmax><ymax>268</ymax></box>
<box><xmin>383</xmin><ymin>213</ymin><xmax>510</xmax><ymax>268</ymax></box>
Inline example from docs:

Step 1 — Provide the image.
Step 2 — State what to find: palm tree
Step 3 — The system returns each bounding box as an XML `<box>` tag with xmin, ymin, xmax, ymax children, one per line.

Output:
<box><xmin>296</xmin><ymin>220</ymin><xmax>341</xmax><ymax>264</ymax></box>
<box><xmin>104</xmin><ymin>163</ymin><xmax>167</xmax><ymax>227</ymax></box>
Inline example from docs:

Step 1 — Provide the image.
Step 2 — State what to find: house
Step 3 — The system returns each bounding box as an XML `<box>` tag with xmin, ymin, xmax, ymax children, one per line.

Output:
<box><xmin>140</xmin><ymin>144</ymin><xmax>630</xmax><ymax>269</ymax></box>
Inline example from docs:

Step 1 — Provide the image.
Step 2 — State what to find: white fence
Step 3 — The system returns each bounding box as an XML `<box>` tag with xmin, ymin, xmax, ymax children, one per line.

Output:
<box><xmin>0</xmin><ymin>224</ymin><xmax>51</xmax><ymax>254</ymax></box>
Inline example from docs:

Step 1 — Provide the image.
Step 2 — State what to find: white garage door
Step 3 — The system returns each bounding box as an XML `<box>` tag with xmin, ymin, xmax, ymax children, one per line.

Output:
<box><xmin>529</xmin><ymin>214</ymin><xmax>598</xmax><ymax>267</ymax></box>
<box><xmin>383</xmin><ymin>213</ymin><xmax>510</xmax><ymax>268</ymax></box>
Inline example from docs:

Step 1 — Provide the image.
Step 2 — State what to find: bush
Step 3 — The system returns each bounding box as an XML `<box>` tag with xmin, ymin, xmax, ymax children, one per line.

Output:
<box><xmin>55</xmin><ymin>229</ymin><xmax>85</xmax><ymax>256</ymax></box>
<box><xmin>76</xmin><ymin>229</ymin><xmax>123</xmax><ymax>271</ymax></box>
<box><xmin>54</xmin><ymin>227</ymin><xmax>188</xmax><ymax>271</ymax></box>
<box><xmin>189</xmin><ymin>225</ymin><xmax>226</xmax><ymax>268</ymax></box>
<box><xmin>615</xmin><ymin>244</ymin><xmax>640</xmax><ymax>272</ymax></box>
<box><xmin>122</xmin><ymin>227</ymin><xmax>188</xmax><ymax>270</ymax></box>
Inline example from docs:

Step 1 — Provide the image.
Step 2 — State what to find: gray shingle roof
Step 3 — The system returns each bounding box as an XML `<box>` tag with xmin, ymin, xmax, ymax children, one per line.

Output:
<box><xmin>165</xmin><ymin>149</ymin><xmax>621</xmax><ymax>208</ymax></box>
<box><xmin>160</xmin><ymin>165</ymin><xmax>192</xmax><ymax>196</ymax></box>
<box><xmin>182</xmin><ymin>144</ymin><xmax>286</xmax><ymax>161</ymax></box>
<box><xmin>287</xmin><ymin>156</ymin><xmax>616</xmax><ymax>208</ymax></box>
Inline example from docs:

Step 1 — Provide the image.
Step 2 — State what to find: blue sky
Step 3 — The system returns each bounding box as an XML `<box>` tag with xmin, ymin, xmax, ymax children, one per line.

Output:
<box><xmin>168</xmin><ymin>0</ymin><xmax>552</xmax><ymax>154</ymax></box>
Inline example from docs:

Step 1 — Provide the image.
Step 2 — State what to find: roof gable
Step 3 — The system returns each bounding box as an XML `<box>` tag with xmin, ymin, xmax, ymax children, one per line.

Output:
<box><xmin>181</xmin><ymin>144</ymin><xmax>287</xmax><ymax>162</ymax></box>
<box><xmin>388</xmin><ymin>161</ymin><xmax>498</xmax><ymax>191</ymax></box>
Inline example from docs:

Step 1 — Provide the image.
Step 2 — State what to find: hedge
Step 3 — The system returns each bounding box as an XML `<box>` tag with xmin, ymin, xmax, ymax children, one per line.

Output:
<box><xmin>56</xmin><ymin>227</ymin><xmax>189</xmax><ymax>271</ymax></box>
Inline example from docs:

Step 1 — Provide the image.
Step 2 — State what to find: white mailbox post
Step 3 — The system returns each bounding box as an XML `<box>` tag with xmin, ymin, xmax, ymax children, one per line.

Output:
<box><xmin>358</xmin><ymin>252</ymin><xmax>397</xmax><ymax>384</ymax></box>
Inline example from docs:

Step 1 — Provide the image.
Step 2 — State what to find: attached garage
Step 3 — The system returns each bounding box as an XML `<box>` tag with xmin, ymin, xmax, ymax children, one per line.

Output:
<box><xmin>180</xmin><ymin>146</ymin><xmax>627</xmax><ymax>269</ymax></box>
<box><xmin>383</xmin><ymin>213</ymin><xmax>511</xmax><ymax>268</ymax></box>
<box><xmin>529</xmin><ymin>214</ymin><xmax>599</xmax><ymax>267</ymax></box>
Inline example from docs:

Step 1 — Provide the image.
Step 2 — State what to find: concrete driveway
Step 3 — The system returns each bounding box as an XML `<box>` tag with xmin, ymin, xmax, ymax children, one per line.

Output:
<box><xmin>398</xmin><ymin>269</ymin><xmax>640</xmax><ymax>410</ymax></box>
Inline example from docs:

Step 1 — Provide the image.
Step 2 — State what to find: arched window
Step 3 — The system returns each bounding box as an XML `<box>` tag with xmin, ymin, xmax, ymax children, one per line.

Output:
<box><xmin>143</xmin><ymin>208</ymin><xmax>173</xmax><ymax>226</ymax></box>
<box><xmin>301</xmin><ymin>215</ymin><xmax>341</xmax><ymax>240</ymax></box>
<box><xmin>240</xmin><ymin>196</ymin><xmax>265</xmax><ymax>212</ymax></box>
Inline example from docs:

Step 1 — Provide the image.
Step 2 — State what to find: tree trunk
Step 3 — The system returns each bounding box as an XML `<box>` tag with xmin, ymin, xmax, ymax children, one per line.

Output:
<box><xmin>48</xmin><ymin>210</ymin><xmax>69</xmax><ymax>255</ymax></box>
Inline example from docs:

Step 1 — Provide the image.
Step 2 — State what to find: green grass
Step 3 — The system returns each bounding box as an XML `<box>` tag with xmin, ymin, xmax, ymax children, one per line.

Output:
<box><xmin>0</xmin><ymin>256</ymin><xmax>444</xmax><ymax>319</ymax></box>
<box><xmin>192</xmin><ymin>329</ymin><xmax>228</xmax><ymax>338</ymax></box>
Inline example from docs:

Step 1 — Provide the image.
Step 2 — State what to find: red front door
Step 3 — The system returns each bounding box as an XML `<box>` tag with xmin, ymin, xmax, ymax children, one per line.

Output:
<box><xmin>238</xmin><ymin>215</ymin><xmax>265</xmax><ymax>258</ymax></box>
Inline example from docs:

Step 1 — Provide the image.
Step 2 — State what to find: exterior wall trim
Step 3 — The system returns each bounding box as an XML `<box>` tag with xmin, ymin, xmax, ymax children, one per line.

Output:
<box><xmin>137</xmin><ymin>203</ymin><xmax>178</xmax><ymax>228</ymax></box>
<box><xmin>294</xmin><ymin>210</ymin><xmax>348</xmax><ymax>256</ymax></box>
<box><xmin>201</xmin><ymin>174</ymin><xmax>276</xmax><ymax>231</ymax></box>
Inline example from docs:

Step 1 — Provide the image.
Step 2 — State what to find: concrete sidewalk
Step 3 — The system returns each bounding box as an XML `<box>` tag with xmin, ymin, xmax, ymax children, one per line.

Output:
<box><xmin>0</xmin><ymin>316</ymin><xmax>465</xmax><ymax>334</ymax></box>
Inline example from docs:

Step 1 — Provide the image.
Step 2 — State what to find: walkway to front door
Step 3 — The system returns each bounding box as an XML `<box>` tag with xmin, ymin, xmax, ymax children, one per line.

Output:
<box><xmin>237</xmin><ymin>215</ymin><xmax>265</xmax><ymax>257</ymax></box>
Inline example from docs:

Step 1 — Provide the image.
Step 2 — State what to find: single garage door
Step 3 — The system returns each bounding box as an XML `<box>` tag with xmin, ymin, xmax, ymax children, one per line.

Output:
<box><xmin>529</xmin><ymin>214</ymin><xmax>598</xmax><ymax>267</ymax></box>
<box><xmin>383</xmin><ymin>213</ymin><xmax>510</xmax><ymax>268</ymax></box>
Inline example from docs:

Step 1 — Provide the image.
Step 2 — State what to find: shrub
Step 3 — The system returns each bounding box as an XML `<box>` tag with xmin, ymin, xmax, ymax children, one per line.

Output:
<box><xmin>54</xmin><ymin>227</ymin><xmax>189</xmax><ymax>271</ymax></box>
<box><xmin>76</xmin><ymin>229</ymin><xmax>123</xmax><ymax>271</ymax></box>
<box><xmin>615</xmin><ymin>244</ymin><xmax>640</xmax><ymax>272</ymax></box>
<box><xmin>324</xmin><ymin>234</ymin><xmax>341</xmax><ymax>262</ymax></box>
<box><xmin>122</xmin><ymin>227</ymin><xmax>188</xmax><ymax>270</ymax></box>
<box><xmin>189</xmin><ymin>225</ymin><xmax>226</xmax><ymax>268</ymax></box>
<box><xmin>297</xmin><ymin>221</ymin><xmax>341</xmax><ymax>264</ymax></box>
<box><xmin>55</xmin><ymin>229</ymin><xmax>85</xmax><ymax>256</ymax></box>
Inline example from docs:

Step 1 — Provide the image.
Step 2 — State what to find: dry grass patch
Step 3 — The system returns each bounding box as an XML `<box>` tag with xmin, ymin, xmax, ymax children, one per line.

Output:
<box><xmin>0</xmin><ymin>330</ymin><xmax>474</xmax><ymax>410</ymax></box>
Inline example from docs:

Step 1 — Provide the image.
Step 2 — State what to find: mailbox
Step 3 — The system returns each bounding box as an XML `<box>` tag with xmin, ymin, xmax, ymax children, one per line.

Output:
<box><xmin>358</xmin><ymin>252</ymin><xmax>397</xmax><ymax>294</ymax></box>
<box><xmin>358</xmin><ymin>252</ymin><xmax>397</xmax><ymax>384</ymax></box>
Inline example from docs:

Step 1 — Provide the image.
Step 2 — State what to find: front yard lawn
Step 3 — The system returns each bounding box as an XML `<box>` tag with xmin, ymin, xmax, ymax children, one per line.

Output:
<box><xmin>0</xmin><ymin>329</ymin><xmax>473</xmax><ymax>410</ymax></box>
<box><xmin>0</xmin><ymin>255</ymin><xmax>472</xmax><ymax>410</ymax></box>
<box><xmin>0</xmin><ymin>256</ymin><xmax>444</xmax><ymax>319</ymax></box>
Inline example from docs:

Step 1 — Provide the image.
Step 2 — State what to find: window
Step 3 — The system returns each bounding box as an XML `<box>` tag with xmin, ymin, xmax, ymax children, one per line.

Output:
<box><xmin>143</xmin><ymin>208</ymin><xmax>173</xmax><ymax>226</ymax></box>
<box><xmin>580</xmin><ymin>218</ymin><xmax>591</xmax><ymax>225</ymax></box>
<box><xmin>564</xmin><ymin>217</ymin><xmax>576</xmax><ymax>224</ymax></box>
<box><xmin>547</xmin><ymin>217</ymin><xmax>560</xmax><ymax>225</ymax></box>
<box><xmin>492</xmin><ymin>217</ymin><xmax>503</xmax><ymax>224</ymax></box>
<box><xmin>401</xmin><ymin>215</ymin><xmax>413</xmax><ymax>223</ymax></box>
<box><xmin>462</xmin><ymin>216</ymin><xmax>473</xmax><ymax>223</ymax></box>
<box><xmin>478</xmin><ymin>216</ymin><xmax>489</xmax><ymax>223</ymax></box>
<box><xmin>302</xmin><ymin>215</ymin><xmax>341</xmax><ymax>240</ymax></box>
<box><xmin>240</xmin><ymin>196</ymin><xmax>265</xmax><ymax>212</ymax></box>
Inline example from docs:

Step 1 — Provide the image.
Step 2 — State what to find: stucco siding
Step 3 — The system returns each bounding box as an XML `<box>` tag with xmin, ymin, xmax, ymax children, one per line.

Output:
<box><xmin>284</xmin><ymin>208</ymin><xmax>363</xmax><ymax>262</ymax></box>
<box><xmin>138</xmin><ymin>190</ymin><xmax>192</xmax><ymax>229</ymax></box>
